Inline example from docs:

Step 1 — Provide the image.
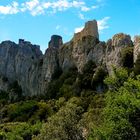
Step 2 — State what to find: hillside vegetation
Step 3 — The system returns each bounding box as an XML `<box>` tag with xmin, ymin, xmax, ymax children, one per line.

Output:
<box><xmin>0</xmin><ymin>55</ymin><xmax>140</xmax><ymax>140</ymax></box>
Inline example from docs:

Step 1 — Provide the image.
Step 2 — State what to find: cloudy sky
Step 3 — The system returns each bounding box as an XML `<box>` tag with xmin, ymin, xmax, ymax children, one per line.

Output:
<box><xmin>0</xmin><ymin>0</ymin><xmax>140</xmax><ymax>52</ymax></box>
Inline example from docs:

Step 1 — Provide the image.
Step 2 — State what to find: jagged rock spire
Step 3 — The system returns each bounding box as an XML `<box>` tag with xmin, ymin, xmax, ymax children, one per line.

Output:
<box><xmin>49</xmin><ymin>35</ymin><xmax>63</xmax><ymax>49</ymax></box>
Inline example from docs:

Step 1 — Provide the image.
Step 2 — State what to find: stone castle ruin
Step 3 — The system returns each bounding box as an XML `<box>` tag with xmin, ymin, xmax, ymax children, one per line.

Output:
<box><xmin>73</xmin><ymin>20</ymin><xmax>99</xmax><ymax>43</ymax></box>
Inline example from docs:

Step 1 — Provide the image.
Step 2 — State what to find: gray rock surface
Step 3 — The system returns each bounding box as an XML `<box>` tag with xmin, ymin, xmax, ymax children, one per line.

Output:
<box><xmin>105</xmin><ymin>33</ymin><xmax>133</xmax><ymax>74</ymax></box>
<box><xmin>49</xmin><ymin>35</ymin><xmax>63</xmax><ymax>49</ymax></box>
<box><xmin>134</xmin><ymin>36</ymin><xmax>140</xmax><ymax>62</ymax></box>
<box><xmin>0</xmin><ymin>39</ymin><xmax>42</xmax><ymax>96</ymax></box>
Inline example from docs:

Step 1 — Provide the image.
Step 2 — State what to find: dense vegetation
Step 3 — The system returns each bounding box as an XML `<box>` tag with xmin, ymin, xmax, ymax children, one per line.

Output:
<box><xmin>1</xmin><ymin>55</ymin><xmax>140</xmax><ymax>140</ymax></box>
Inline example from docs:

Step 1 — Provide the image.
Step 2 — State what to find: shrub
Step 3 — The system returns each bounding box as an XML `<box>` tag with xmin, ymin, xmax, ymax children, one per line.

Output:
<box><xmin>89</xmin><ymin>69</ymin><xmax>140</xmax><ymax>140</ymax></box>
<box><xmin>33</xmin><ymin>97</ymin><xmax>84</xmax><ymax>140</ymax></box>
<box><xmin>7</xmin><ymin>100</ymin><xmax>38</xmax><ymax>122</ymax></box>
<box><xmin>0</xmin><ymin>122</ymin><xmax>42</xmax><ymax>140</ymax></box>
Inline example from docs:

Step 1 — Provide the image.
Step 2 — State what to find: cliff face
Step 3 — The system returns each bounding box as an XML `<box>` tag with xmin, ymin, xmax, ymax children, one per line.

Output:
<box><xmin>0</xmin><ymin>20</ymin><xmax>138</xmax><ymax>96</ymax></box>
<box><xmin>134</xmin><ymin>36</ymin><xmax>140</xmax><ymax>62</ymax></box>
<box><xmin>0</xmin><ymin>40</ymin><xmax>42</xmax><ymax>95</ymax></box>
<box><xmin>105</xmin><ymin>33</ymin><xmax>133</xmax><ymax>74</ymax></box>
<box><xmin>59</xmin><ymin>20</ymin><xmax>102</xmax><ymax>72</ymax></box>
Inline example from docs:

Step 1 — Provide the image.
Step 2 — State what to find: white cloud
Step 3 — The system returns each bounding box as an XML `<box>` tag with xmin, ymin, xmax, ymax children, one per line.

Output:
<box><xmin>0</xmin><ymin>1</ymin><xmax>19</xmax><ymax>15</ymax></box>
<box><xmin>0</xmin><ymin>0</ymin><xmax>101</xmax><ymax>16</ymax></box>
<box><xmin>20</xmin><ymin>0</ymin><xmax>90</xmax><ymax>15</ymax></box>
<box><xmin>78</xmin><ymin>13</ymin><xmax>85</xmax><ymax>20</ymax></box>
<box><xmin>81</xmin><ymin>6</ymin><xmax>90</xmax><ymax>12</ymax></box>
<box><xmin>75</xmin><ymin>26</ymin><xmax>84</xmax><ymax>33</ymax></box>
<box><xmin>92</xmin><ymin>5</ymin><xmax>100</xmax><ymax>9</ymax></box>
<box><xmin>21</xmin><ymin>0</ymin><xmax>44</xmax><ymax>16</ymax></box>
<box><xmin>43</xmin><ymin>2</ymin><xmax>52</xmax><ymax>9</ymax></box>
<box><xmin>56</xmin><ymin>25</ymin><xmax>61</xmax><ymax>30</ymax></box>
<box><xmin>97</xmin><ymin>17</ymin><xmax>110</xmax><ymax>31</ymax></box>
<box><xmin>24</xmin><ymin>0</ymin><xmax>39</xmax><ymax>11</ymax></box>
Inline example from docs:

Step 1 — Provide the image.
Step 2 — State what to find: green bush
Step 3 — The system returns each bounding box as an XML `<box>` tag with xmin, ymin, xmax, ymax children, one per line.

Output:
<box><xmin>33</xmin><ymin>97</ymin><xmax>84</xmax><ymax>140</ymax></box>
<box><xmin>89</xmin><ymin>68</ymin><xmax>140</xmax><ymax>140</ymax></box>
<box><xmin>0</xmin><ymin>122</ymin><xmax>42</xmax><ymax>140</ymax></box>
<box><xmin>7</xmin><ymin>100</ymin><xmax>38</xmax><ymax>122</ymax></box>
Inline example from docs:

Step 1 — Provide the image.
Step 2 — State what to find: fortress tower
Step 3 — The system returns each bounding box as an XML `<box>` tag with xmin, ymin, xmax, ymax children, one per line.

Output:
<box><xmin>73</xmin><ymin>20</ymin><xmax>99</xmax><ymax>43</ymax></box>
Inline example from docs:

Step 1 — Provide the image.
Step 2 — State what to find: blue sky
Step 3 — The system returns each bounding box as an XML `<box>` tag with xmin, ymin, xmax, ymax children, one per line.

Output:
<box><xmin>0</xmin><ymin>0</ymin><xmax>140</xmax><ymax>53</ymax></box>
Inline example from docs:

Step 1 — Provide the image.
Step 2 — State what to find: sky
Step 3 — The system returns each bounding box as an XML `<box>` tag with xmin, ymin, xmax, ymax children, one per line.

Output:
<box><xmin>0</xmin><ymin>0</ymin><xmax>140</xmax><ymax>53</ymax></box>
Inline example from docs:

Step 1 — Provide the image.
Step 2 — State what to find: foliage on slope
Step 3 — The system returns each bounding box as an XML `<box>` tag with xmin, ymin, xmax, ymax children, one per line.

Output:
<box><xmin>1</xmin><ymin>58</ymin><xmax>140</xmax><ymax>140</ymax></box>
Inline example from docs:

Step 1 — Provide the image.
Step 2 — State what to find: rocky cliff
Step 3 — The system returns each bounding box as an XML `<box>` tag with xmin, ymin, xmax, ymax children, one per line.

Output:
<box><xmin>0</xmin><ymin>20</ymin><xmax>139</xmax><ymax>96</ymax></box>
<box><xmin>0</xmin><ymin>39</ymin><xmax>42</xmax><ymax>95</ymax></box>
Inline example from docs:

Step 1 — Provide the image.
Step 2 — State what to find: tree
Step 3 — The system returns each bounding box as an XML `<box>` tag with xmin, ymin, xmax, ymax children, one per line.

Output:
<box><xmin>33</xmin><ymin>97</ymin><xmax>84</xmax><ymax>140</ymax></box>
<box><xmin>89</xmin><ymin>68</ymin><xmax>140</xmax><ymax>140</ymax></box>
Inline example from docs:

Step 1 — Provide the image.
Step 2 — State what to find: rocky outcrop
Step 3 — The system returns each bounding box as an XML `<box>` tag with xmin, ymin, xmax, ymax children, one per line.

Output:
<box><xmin>0</xmin><ymin>39</ymin><xmax>42</xmax><ymax>95</ymax></box>
<box><xmin>134</xmin><ymin>36</ymin><xmax>140</xmax><ymax>62</ymax></box>
<box><xmin>105</xmin><ymin>33</ymin><xmax>133</xmax><ymax>73</ymax></box>
<box><xmin>37</xmin><ymin>35</ymin><xmax>63</xmax><ymax>94</ymax></box>
<box><xmin>49</xmin><ymin>35</ymin><xmax>63</xmax><ymax>49</ymax></box>
<box><xmin>59</xmin><ymin>36</ymin><xmax>104</xmax><ymax>72</ymax></box>
<box><xmin>59</xmin><ymin>20</ymin><xmax>100</xmax><ymax>72</ymax></box>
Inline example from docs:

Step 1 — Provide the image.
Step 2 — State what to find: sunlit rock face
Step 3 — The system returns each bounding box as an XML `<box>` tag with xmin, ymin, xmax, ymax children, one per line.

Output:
<box><xmin>134</xmin><ymin>36</ymin><xmax>140</xmax><ymax>63</ymax></box>
<box><xmin>105</xmin><ymin>33</ymin><xmax>133</xmax><ymax>74</ymax></box>
<box><xmin>59</xmin><ymin>20</ymin><xmax>101</xmax><ymax>72</ymax></box>
<box><xmin>0</xmin><ymin>39</ymin><xmax>42</xmax><ymax>95</ymax></box>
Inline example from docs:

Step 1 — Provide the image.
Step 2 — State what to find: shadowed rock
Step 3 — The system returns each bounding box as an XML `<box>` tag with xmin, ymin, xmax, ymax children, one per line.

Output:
<box><xmin>49</xmin><ymin>35</ymin><xmax>63</xmax><ymax>49</ymax></box>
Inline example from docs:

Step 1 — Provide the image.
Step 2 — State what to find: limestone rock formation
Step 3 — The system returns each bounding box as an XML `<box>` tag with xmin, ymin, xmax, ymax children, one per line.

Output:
<box><xmin>37</xmin><ymin>35</ymin><xmax>63</xmax><ymax>95</ymax></box>
<box><xmin>134</xmin><ymin>36</ymin><xmax>140</xmax><ymax>62</ymax></box>
<box><xmin>59</xmin><ymin>20</ymin><xmax>100</xmax><ymax>72</ymax></box>
<box><xmin>49</xmin><ymin>35</ymin><xmax>63</xmax><ymax>49</ymax></box>
<box><xmin>59</xmin><ymin>36</ymin><xmax>103</xmax><ymax>72</ymax></box>
<box><xmin>105</xmin><ymin>33</ymin><xmax>133</xmax><ymax>74</ymax></box>
<box><xmin>0</xmin><ymin>39</ymin><xmax>42</xmax><ymax>95</ymax></box>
